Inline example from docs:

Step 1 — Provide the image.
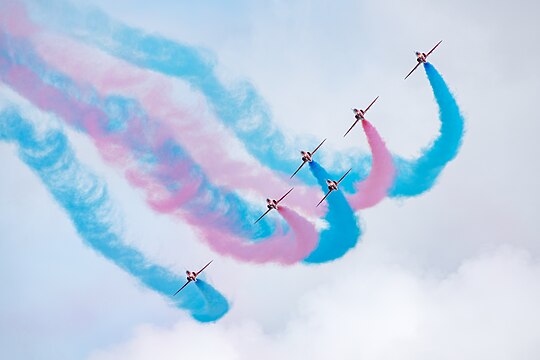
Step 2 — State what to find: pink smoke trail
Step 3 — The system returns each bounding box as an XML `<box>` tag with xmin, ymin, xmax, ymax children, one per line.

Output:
<box><xmin>278</xmin><ymin>206</ymin><xmax>319</xmax><ymax>258</ymax></box>
<box><xmin>0</xmin><ymin>0</ymin><xmax>37</xmax><ymax>37</ymax></box>
<box><xmin>186</xmin><ymin>206</ymin><xmax>318</xmax><ymax>265</ymax></box>
<box><xmin>347</xmin><ymin>120</ymin><xmax>395</xmax><ymax>209</ymax></box>
<box><xmin>125</xmin><ymin>167</ymin><xmax>201</xmax><ymax>214</ymax></box>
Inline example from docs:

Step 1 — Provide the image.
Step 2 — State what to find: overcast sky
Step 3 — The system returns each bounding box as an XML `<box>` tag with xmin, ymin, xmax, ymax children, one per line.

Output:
<box><xmin>1</xmin><ymin>0</ymin><xmax>540</xmax><ymax>359</ymax></box>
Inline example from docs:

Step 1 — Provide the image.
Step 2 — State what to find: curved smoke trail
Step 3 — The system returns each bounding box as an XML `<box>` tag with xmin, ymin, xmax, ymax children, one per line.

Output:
<box><xmin>0</xmin><ymin>31</ymin><xmax>320</xmax><ymax>264</ymax></box>
<box><xmin>23</xmin><ymin>0</ymin><xmax>464</xmax><ymax>198</ymax></box>
<box><xmin>0</xmin><ymin>107</ymin><xmax>229</xmax><ymax>322</ymax></box>
<box><xmin>29</xmin><ymin>30</ymin><xmax>320</xmax><ymax>217</ymax></box>
<box><xmin>347</xmin><ymin>119</ymin><xmax>395</xmax><ymax>209</ymax></box>
<box><xmin>390</xmin><ymin>63</ymin><xmax>465</xmax><ymax>196</ymax></box>
<box><xmin>185</xmin><ymin>204</ymin><xmax>319</xmax><ymax>265</ymax></box>
<box><xmin>278</xmin><ymin>206</ymin><xmax>319</xmax><ymax>261</ymax></box>
<box><xmin>193</xmin><ymin>280</ymin><xmax>230</xmax><ymax>323</ymax></box>
<box><xmin>304</xmin><ymin>162</ymin><xmax>361</xmax><ymax>263</ymax></box>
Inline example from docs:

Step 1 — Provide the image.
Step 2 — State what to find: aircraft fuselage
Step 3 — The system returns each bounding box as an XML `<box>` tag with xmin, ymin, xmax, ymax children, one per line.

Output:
<box><xmin>301</xmin><ymin>151</ymin><xmax>313</xmax><ymax>162</ymax></box>
<box><xmin>186</xmin><ymin>270</ymin><xmax>197</xmax><ymax>282</ymax></box>
<box><xmin>326</xmin><ymin>180</ymin><xmax>338</xmax><ymax>191</ymax></box>
<box><xmin>266</xmin><ymin>199</ymin><xmax>278</xmax><ymax>210</ymax></box>
<box><xmin>353</xmin><ymin>108</ymin><xmax>365</xmax><ymax>121</ymax></box>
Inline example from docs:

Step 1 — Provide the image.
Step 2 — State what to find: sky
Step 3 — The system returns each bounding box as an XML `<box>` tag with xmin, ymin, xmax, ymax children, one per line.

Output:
<box><xmin>1</xmin><ymin>0</ymin><xmax>540</xmax><ymax>359</ymax></box>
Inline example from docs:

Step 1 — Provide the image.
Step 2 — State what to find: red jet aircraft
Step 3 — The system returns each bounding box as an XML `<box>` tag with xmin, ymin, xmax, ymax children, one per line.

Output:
<box><xmin>404</xmin><ymin>40</ymin><xmax>442</xmax><ymax>80</ymax></box>
<box><xmin>316</xmin><ymin>169</ymin><xmax>352</xmax><ymax>207</ymax></box>
<box><xmin>255</xmin><ymin>188</ymin><xmax>294</xmax><ymax>224</ymax></box>
<box><xmin>344</xmin><ymin>96</ymin><xmax>379</xmax><ymax>137</ymax></box>
<box><xmin>290</xmin><ymin>139</ymin><xmax>327</xmax><ymax>178</ymax></box>
<box><xmin>173</xmin><ymin>260</ymin><xmax>213</xmax><ymax>296</ymax></box>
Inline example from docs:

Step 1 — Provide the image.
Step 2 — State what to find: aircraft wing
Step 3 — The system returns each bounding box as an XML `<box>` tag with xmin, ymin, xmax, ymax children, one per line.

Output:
<box><xmin>426</xmin><ymin>40</ymin><xmax>442</xmax><ymax>57</ymax></box>
<box><xmin>364</xmin><ymin>96</ymin><xmax>379</xmax><ymax>113</ymax></box>
<box><xmin>343</xmin><ymin>119</ymin><xmax>359</xmax><ymax>137</ymax></box>
<box><xmin>311</xmin><ymin>138</ymin><xmax>327</xmax><ymax>155</ymax></box>
<box><xmin>316</xmin><ymin>190</ymin><xmax>333</xmax><ymax>207</ymax></box>
<box><xmin>404</xmin><ymin>62</ymin><xmax>421</xmax><ymax>80</ymax></box>
<box><xmin>290</xmin><ymin>161</ymin><xmax>306</xmax><ymax>179</ymax></box>
<box><xmin>254</xmin><ymin>208</ymin><xmax>272</xmax><ymax>224</ymax></box>
<box><xmin>337</xmin><ymin>168</ymin><xmax>352</xmax><ymax>184</ymax></box>
<box><xmin>173</xmin><ymin>280</ymin><xmax>191</xmax><ymax>296</ymax></box>
<box><xmin>276</xmin><ymin>187</ymin><xmax>294</xmax><ymax>204</ymax></box>
<box><xmin>196</xmin><ymin>260</ymin><xmax>213</xmax><ymax>276</ymax></box>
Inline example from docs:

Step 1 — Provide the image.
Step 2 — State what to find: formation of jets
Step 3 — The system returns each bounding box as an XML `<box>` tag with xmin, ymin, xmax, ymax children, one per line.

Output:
<box><xmin>174</xmin><ymin>41</ymin><xmax>442</xmax><ymax>295</ymax></box>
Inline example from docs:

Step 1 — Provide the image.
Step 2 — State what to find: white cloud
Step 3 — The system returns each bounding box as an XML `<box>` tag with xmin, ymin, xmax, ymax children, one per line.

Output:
<box><xmin>89</xmin><ymin>246</ymin><xmax>540</xmax><ymax>360</ymax></box>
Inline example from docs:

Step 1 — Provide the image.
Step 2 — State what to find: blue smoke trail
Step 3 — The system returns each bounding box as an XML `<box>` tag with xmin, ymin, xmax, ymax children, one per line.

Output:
<box><xmin>304</xmin><ymin>162</ymin><xmax>361</xmax><ymax>263</ymax></box>
<box><xmin>0</xmin><ymin>107</ymin><xmax>229</xmax><ymax>322</ymax></box>
<box><xmin>0</xmin><ymin>30</ymin><xmax>281</xmax><ymax>240</ymax></box>
<box><xmin>194</xmin><ymin>280</ymin><xmax>230</xmax><ymax>322</ymax></box>
<box><xmin>24</xmin><ymin>0</ymin><xmax>464</xmax><ymax>198</ymax></box>
<box><xmin>390</xmin><ymin>63</ymin><xmax>465</xmax><ymax>196</ymax></box>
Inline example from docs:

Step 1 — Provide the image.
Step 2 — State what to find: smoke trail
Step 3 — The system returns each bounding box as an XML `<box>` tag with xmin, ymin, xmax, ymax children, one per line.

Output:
<box><xmin>29</xmin><ymin>30</ymin><xmax>320</xmax><ymax>216</ymax></box>
<box><xmin>347</xmin><ymin>120</ymin><xmax>395</xmax><ymax>209</ymax></box>
<box><xmin>278</xmin><ymin>206</ymin><xmax>319</xmax><ymax>259</ymax></box>
<box><xmin>0</xmin><ymin>30</ymin><xmax>273</xmax><ymax>240</ymax></box>
<box><xmin>0</xmin><ymin>107</ymin><xmax>229</xmax><ymax>322</ymax></box>
<box><xmin>23</xmin><ymin>0</ymin><xmax>464</xmax><ymax>198</ymax></box>
<box><xmin>0</xmin><ymin>31</ymin><xmax>320</xmax><ymax>264</ymax></box>
<box><xmin>304</xmin><ymin>162</ymin><xmax>361</xmax><ymax>263</ymax></box>
<box><xmin>193</xmin><ymin>280</ymin><xmax>230</xmax><ymax>323</ymax></box>
<box><xmin>184</xmin><ymin>205</ymin><xmax>320</xmax><ymax>265</ymax></box>
<box><xmin>187</xmin><ymin>205</ymin><xmax>318</xmax><ymax>265</ymax></box>
<box><xmin>390</xmin><ymin>63</ymin><xmax>465</xmax><ymax>196</ymax></box>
